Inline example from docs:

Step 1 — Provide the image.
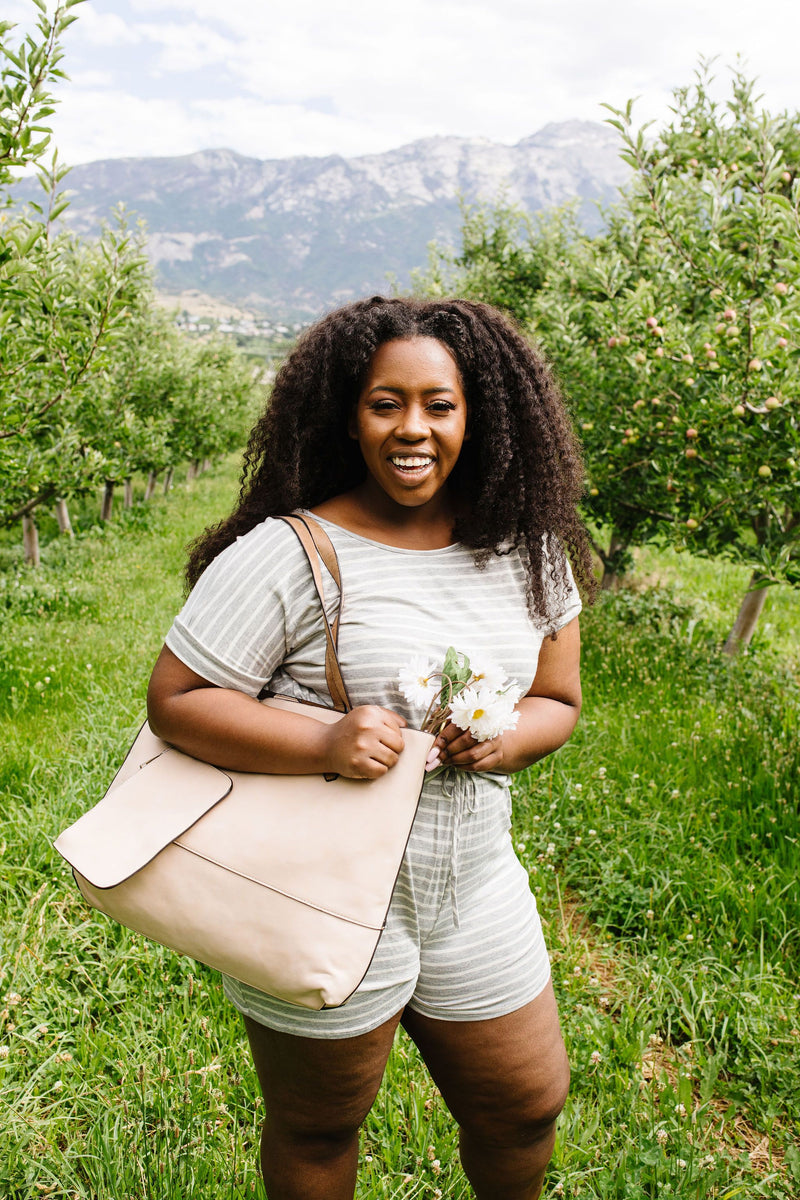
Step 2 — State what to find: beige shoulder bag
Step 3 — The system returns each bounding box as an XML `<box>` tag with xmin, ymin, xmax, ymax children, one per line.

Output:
<box><xmin>55</xmin><ymin>514</ymin><xmax>434</xmax><ymax>1010</ymax></box>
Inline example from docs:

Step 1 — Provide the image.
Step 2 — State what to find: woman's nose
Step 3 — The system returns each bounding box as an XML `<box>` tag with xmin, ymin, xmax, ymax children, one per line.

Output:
<box><xmin>395</xmin><ymin>405</ymin><xmax>429</xmax><ymax>440</ymax></box>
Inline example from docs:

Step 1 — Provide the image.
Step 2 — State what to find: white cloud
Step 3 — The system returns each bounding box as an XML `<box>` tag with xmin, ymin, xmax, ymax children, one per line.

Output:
<box><xmin>136</xmin><ymin>21</ymin><xmax>237</xmax><ymax>73</ymax></box>
<box><xmin>76</xmin><ymin>6</ymin><xmax>142</xmax><ymax>47</ymax></box>
<box><xmin>49</xmin><ymin>89</ymin><xmax>208</xmax><ymax>164</ymax></box>
<box><xmin>12</xmin><ymin>0</ymin><xmax>800</xmax><ymax>165</ymax></box>
<box><xmin>68</xmin><ymin>69</ymin><xmax>115</xmax><ymax>88</ymax></box>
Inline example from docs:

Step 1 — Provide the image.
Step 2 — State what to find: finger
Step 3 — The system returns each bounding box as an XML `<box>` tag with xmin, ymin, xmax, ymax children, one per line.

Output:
<box><xmin>350</xmin><ymin>745</ymin><xmax>397</xmax><ymax>778</ymax></box>
<box><xmin>378</xmin><ymin>707</ymin><xmax>407</xmax><ymax>729</ymax></box>
<box><xmin>440</xmin><ymin>730</ymin><xmax>479</xmax><ymax>759</ymax></box>
<box><xmin>435</xmin><ymin>721</ymin><xmax>470</xmax><ymax>751</ymax></box>
<box><xmin>351</xmin><ymin>731</ymin><xmax>401</xmax><ymax>767</ymax></box>
<box><xmin>369</xmin><ymin>748</ymin><xmax>399</xmax><ymax>771</ymax></box>
<box><xmin>379</xmin><ymin>726</ymin><xmax>406</xmax><ymax>756</ymax></box>
<box><xmin>448</xmin><ymin>746</ymin><xmax>501</xmax><ymax>771</ymax></box>
<box><xmin>446</xmin><ymin>736</ymin><xmax>500</xmax><ymax>767</ymax></box>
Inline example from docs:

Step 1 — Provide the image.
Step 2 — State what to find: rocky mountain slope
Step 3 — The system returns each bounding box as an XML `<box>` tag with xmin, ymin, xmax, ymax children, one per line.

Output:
<box><xmin>17</xmin><ymin>120</ymin><xmax>628</xmax><ymax>316</ymax></box>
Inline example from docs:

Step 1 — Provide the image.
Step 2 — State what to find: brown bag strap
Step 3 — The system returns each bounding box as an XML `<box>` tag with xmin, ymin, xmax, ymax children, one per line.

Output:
<box><xmin>279</xmin><ymin>514</ymin><xmax>352</xmax><ymax>713</ymax></box>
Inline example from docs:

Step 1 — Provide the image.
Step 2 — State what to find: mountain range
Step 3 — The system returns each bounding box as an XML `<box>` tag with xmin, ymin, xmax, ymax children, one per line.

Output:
<box><xmin>16</xmin><ymin>120</ymin><xmax>629</xmax><ymax>317</ymax></box>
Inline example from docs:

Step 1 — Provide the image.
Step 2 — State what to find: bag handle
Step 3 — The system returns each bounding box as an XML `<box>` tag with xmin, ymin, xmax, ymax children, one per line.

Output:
<box><xmin>279</xmin><ymin>514</ymin><xmax>352</xmax><ymax>714</ymax></box>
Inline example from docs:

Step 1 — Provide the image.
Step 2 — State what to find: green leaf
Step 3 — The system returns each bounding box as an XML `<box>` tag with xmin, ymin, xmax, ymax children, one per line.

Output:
<box><xmin>48</xmin><ymin>198</ymin><xmax>71</xmax><ymax>222</ymax></box>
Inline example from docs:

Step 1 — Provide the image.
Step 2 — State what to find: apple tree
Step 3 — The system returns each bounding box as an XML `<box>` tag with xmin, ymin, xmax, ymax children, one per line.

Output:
<box><xmin>598</xmin><ymin>64</ymin><xmax>800</xmax><ymax>648</ymax></box>
<box><xmin>418</xmin><ymin>65</ymin><xmax>800</xmax><ymax>649</ymax></box>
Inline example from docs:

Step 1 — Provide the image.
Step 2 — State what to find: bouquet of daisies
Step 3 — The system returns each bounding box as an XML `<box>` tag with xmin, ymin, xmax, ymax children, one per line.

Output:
<box><xmin>397</xmin><ymin>647</ymin><xmax>523</xmax><ymax>742</ymax></box>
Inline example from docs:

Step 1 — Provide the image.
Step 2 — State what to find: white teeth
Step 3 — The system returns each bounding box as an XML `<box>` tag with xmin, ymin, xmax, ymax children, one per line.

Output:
<box><xmin>390</xmin><ymin>456</ymin><xmax>433</xmax><ymax>468</ymax></box>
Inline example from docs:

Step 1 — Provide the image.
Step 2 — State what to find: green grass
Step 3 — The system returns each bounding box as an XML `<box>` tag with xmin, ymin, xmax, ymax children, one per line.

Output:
<box><xmin>1</xmin><ymin>460</ymin><xmax>798</xmax><ymax>1198</ymax></box>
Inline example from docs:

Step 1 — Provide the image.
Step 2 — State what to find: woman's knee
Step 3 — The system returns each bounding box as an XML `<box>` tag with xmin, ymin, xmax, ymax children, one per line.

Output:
<box><xmin>464</xmin><ymin>1049</ymin><xmax>570</xmax><ymax>1150</ymax></box>
<box><xmin>523</xmin><ymin>1049</ymin><xmax>570</xmax><ymax>1136</ymax></box>
<box><xmin>263</xmin><ymin>1096</ymin><xmax>369</xmax><ymax>1148</ymax></box>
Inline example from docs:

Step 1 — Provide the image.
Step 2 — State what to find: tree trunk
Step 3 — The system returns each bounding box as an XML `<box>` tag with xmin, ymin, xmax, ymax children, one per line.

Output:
<box><xmin>202</xmin><ymin>457</ymin><xmax>211</xmax><ymax>473</ymax></box>
<box><xmin>163</xmin><ymin>467</ymin><xmax>174</xmax><ymax>494</ymax></box>
<box><xmin>143</xmin><ymin>471</ymin><xmax>158</xmax><ymax>501</ymax></box>
<box><xmin>55</xmin><ymin>498</ymin><xmax>73</xmax><ymax>537</ymax></box>
<box><xmin>124</xmin><ymin>478</ymin><xmax>134</xmax><ymax>508</ymax></box>
<box><xmin>22</xmin><ymin>515</ymin><xmax>40</xmax><ymax>566</ymax></box>
<box><xmin>100</xmin><ymin>480</ymin><xmax>115</xmax><ymax>522</ymax></box>
<box><xmin>722</xmin><ymin>573</ymin><xmax>769</xmax><ymax>655</ymax></box>
<box><xmin>600</xmin><ymin>531</ymin><xmax>626</xmax><ymax>591</ymax></box>
<box><xmin>185</xmin><ymin>462</ymin><xmax>197</xmax><ymax>481</ymax></box>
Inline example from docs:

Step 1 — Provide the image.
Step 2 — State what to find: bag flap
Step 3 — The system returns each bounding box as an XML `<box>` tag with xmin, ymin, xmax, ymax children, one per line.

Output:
<box><xmin>54</xmin><ymin>749</ymin><xmax>232</xmax><ymax>888</ymax></box>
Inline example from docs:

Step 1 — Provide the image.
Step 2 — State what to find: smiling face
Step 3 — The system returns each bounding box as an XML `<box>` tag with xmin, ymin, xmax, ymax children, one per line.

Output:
<box><xmin>350</xmin><ymin>337</ymin><xmax>468</xmax><ymax>516</ymax></box>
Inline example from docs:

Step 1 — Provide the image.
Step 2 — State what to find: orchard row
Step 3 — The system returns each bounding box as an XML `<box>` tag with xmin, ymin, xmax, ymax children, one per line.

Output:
<box><xmin>1</xmin><ymin>4</ymin><xmax>259</xmax><ymax>559</ymax></box>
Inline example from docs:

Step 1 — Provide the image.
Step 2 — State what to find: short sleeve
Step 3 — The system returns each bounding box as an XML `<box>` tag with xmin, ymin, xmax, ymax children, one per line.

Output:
<box><xmin>552</xmin><ymin>556</ymin><xmax>582</xmax><ymax>630</ymax></box>
<box><xmin>542</xmin><ymin>536</ymin><xmax>582</xmax><ymax>632</ymax></box>
<box><xmin>165</xmin><ymin>520</ymin><xmax>315</xmax><ymax>696</ymax></box>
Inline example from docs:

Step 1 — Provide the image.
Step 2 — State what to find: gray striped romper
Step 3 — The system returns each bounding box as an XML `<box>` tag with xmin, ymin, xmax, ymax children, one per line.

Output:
<box><xmin>165</xmin><ymin>515</ymin><xmax>581</xmax><ymax>1038</ymax></box>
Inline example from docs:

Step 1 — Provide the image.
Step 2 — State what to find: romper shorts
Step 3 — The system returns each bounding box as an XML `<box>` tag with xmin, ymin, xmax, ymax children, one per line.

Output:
<box><xmin>223</xmin><ymin>770</ymin><xmax>551</xmax><ymax>1039</ymax></box>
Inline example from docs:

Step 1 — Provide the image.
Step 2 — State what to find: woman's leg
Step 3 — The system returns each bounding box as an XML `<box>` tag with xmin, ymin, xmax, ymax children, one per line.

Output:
<box><xmin>401</xmin><ymin>980</ymin><xmax>569</xmax><ymax>1200</ymax></box>
<box><xmin>243</xmin><ymin>1010</ymin><xmax>402</xmax><ymax>1200</ymax></box>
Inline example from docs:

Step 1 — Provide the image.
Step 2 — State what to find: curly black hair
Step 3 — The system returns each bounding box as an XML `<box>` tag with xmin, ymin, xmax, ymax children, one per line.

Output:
<box><xmin>186</xmin><ymin>296</ymin><xmax>596</xmax><ymax>626</ymax></box>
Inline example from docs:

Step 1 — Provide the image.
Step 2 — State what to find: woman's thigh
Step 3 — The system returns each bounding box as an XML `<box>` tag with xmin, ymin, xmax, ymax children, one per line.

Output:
<box><xmin>244</xmin><ymin>1010</ymin><xmax>404</xmax><ymax>1137</ymax></box>
<box><xmin>400</xmin><ymin>981</ymin><xmax>569</xmax><ymax>1139</ymax></box>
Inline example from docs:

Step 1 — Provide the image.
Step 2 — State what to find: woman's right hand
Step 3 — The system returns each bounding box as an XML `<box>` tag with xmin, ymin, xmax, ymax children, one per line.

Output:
<box><xmin>321</xmin><ymin>706</ymin><xmax>407</xmax><ymax>779</ymax></box>
<box><xmin>148</xmin><ymin>647</ymin><xmax>408</xmax><ymax>779</ymax></box>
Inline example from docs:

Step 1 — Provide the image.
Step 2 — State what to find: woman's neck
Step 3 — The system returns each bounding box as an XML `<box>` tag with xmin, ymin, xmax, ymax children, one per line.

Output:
<box><xmin>311</xmin><ymin>484</ymin><xmax>459</xmax><ymax>550</ymax></box>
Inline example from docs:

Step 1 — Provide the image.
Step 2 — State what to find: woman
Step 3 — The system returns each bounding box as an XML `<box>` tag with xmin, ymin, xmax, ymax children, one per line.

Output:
<box><xmin>147</xmin><ymin>296</ymin><xmax>595</xmax><ymax>1200</ymax></box>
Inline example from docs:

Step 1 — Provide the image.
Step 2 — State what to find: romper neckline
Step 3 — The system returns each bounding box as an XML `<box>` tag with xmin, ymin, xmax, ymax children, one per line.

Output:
<box><xmin>300</xmin><ymin>512</ymin><xmax>464</xmax><ymax>557</ymax></box>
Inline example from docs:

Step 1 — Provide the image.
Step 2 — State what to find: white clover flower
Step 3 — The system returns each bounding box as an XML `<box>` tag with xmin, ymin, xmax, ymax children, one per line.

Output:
<box><xmin>590</xmin><ymin>1050</ymin><xmax>602</xmax><ymax>1064</ymax></box>
<box><xmin>397</xmin><ymin>655</ymin><xmax>439</xmax><ymax>707</ymax></box>
<box><xmin>656</xmin><ymin>1128</ymin><xmax>668</xmax><ymax>1145</ymax></box>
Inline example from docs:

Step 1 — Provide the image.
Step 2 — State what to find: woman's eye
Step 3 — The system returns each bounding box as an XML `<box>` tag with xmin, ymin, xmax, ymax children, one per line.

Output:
<box><xmin>370</xmin><ymin>399</ymin><xmax>399</xmax><ymax>412</ymax></box>
<box><xmin>428</xmin><ymin>400</ymin><xmax>456</xmax><ymax>414</ymax></box>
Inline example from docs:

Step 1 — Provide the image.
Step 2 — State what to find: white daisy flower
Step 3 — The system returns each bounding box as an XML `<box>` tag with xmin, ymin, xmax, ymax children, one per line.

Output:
<box><xmin>449</xmin><ymin>686</ymin><xmax>521</xmax><ymax>741</ymax></box>
<box><xmin>397</xmin><ymin>655</ymin><xmax>439</xmax><ymax>707</ymax></box>
<box><xmin>462</xmin><ymin>651</ymin><xmax>508</xmax><ymax>691</ymax></box>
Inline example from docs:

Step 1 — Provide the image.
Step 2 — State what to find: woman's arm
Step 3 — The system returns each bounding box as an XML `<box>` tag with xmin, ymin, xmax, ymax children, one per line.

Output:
<box><xmin>147</xmin><ymin>645</ymin><xmax>407</xmax><ymax>781</ymax></box>
<box><xmin>429</xmin><ymin>616</ymin><xmax>582</xmax><ymax>774</ymax></box>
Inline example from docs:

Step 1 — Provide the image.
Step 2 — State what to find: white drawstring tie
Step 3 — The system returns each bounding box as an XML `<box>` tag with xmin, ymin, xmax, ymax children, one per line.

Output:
<box><xmin>440</xmin><ymin>768</ymin><xmax>479</xmax><ymax>929</ymax></box>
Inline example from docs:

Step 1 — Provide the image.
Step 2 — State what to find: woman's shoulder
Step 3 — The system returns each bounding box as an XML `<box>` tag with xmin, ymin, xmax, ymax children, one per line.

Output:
<box><xmin>196</xmin><ymin>516</ymin><xmax>316</xmax><ymax>595</ymax></box>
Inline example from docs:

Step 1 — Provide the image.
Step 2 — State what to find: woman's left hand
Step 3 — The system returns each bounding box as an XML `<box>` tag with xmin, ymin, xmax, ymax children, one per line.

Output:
<box><xmin>425</xmin><ymin>617</ymin><xmax>583</xmax><ymax>777</ymax></box>
<box><xmin>426</xmin><ymin>721</ymin><xmax>505</xmax><ymax>773</ymax></box>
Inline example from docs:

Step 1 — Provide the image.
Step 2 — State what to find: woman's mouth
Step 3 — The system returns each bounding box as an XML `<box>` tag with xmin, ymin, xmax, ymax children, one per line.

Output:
<box><xmin>388</xmin><ymin>455</ymin><xmax>435</xmax><ymax>477</ymax></box>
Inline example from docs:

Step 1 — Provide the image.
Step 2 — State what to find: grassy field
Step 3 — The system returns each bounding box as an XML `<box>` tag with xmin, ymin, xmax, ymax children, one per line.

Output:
<box><xmin>1</xmin><ymin>459</ymin><xmax>798</xmax><ymax>1199</ymax></box>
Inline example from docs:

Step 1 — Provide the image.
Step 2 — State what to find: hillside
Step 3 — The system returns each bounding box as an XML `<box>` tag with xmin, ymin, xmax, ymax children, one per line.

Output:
<box><xmin>14</xmin><ymin>121</ymin><xmax>628</xmax><ymax>317</ymax></box>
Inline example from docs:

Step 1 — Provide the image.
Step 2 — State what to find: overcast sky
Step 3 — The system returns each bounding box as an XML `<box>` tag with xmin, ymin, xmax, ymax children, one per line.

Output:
<box><xmin>7</xmin><ymin>0</ymin><xmax>800</xmax><ymax>166</ymax></box>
